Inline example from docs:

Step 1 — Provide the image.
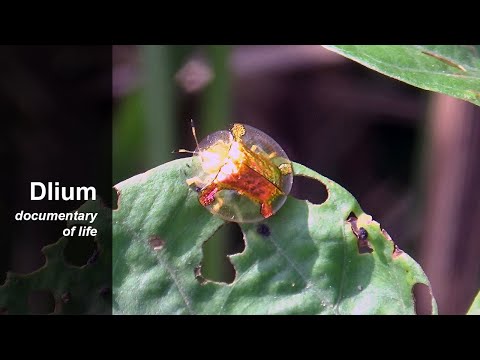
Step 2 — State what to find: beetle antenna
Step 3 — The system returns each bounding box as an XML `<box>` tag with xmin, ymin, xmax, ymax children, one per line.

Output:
<box><xmin>190</xmin><ymin>119</ymin><xmax>200</xmax><ymax>149</ymax></box>
<box><xmin>172</xmin><ymin>149</ymin><xmax>195</xmax><ymax>154</ymax></box>
<box><xmin>172</xmin><ymin>120</ymin><xmax>200</xmax><ymax>155</ymax></box>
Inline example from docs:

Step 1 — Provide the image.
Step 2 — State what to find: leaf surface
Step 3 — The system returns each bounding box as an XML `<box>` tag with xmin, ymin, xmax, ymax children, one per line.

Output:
<box><xmin>323</xmin><ymin>45</ymin><xmax>480</xmax><ymax>106</ymax></box>
<box><xmin>113</xmin><ymin>158</ymin><xmax>437</xmax><ymax>314</ymax></box>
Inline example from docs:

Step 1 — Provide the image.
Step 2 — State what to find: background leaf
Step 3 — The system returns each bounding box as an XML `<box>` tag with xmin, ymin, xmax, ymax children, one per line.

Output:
<box><xmin>323</xmin><ymin>45</ymin><xmax>480</xmax><ymax>107</ymax></box>
<box><xmin>0</xmin><ymin>200</ymin><xmax>111</xmax><ymax>314</ymax></box>
<box><xmin>113</xmin><ymin>158</ymin><xmax>437</xmax><ymax>315</ymax></box>
<box><xmin>467</xmin><ymin>291</ymin><xmax>480</xmax><ymax>315</ymax></box>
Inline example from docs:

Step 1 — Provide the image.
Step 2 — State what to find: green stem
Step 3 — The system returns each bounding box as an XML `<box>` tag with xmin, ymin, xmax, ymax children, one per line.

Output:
<box><xmin>200</xmin><ymin>45</ymin><xmax>232</xmax><ymax>282</ymax></box>
<box><xmin>201</xmin><ymin>45</ymin><xmax>231</xmax><ymax>134</ymax></box>
<box><xmin>140</xmin><ymin>45</ymin><xmax>176</xmax><ymax>167</ymax></box>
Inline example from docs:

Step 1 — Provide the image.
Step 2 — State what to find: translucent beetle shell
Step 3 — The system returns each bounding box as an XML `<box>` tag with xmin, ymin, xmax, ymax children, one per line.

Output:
<box><xmin>186</xmin><ymin>123</ymin><xmax>293</xmax><ymax>223</ymax></box>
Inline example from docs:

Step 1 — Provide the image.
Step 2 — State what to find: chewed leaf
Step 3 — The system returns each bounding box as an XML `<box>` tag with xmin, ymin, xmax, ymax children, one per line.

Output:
<box><xmin>0</xmin><ymin>200</ymin><xmax>112</xmax><ymax>314</ymax></box>
<box><xmin>112</xmin><ymin>158</ymin><xmax>437</xmax><ymax>314</ymax></box>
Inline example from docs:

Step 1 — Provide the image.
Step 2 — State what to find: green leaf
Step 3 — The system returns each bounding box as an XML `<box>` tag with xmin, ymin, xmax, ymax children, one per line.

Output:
<box><xmin>467</xmin><ymin>291</ymin><xmax>480</xmax><ymax>315</ymax></box>
<box><xmin>0</xmin><ymin>200</ymin><xmax>111</xmax><ymax>314</ymax></box>
<box><xmin>323</xmin><ymin>45</ymin><xmax>480</xmax><ymax>107</ymax></box>
<box><xmin>113</xmin><ymin>158</ymin><xmax>437</xmax><ymax>314</ymax></box>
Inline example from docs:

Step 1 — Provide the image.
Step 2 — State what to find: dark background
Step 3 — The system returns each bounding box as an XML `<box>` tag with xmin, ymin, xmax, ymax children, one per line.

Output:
<box><xmin>0</xmin><ymin>45</ymin><xmax>478</xmax><ymax>315</ymax></box>
<box><xmin>0</xmin><ymin>46</ymin><xmax>112</xmax><ymax>313</ymax></box>
<box><xmin>113</xmin><ymin>45</ymin><xmax>480</xmax><ymax>315</ymax></box>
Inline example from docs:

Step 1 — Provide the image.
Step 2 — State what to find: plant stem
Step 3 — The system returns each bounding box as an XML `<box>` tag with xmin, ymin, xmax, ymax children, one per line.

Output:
<box><xmin>200</xmin><ymin>45</ymin><xmax>232</xmax><ymax>282</ymax></box>
<box><xmin>140</xmin><ymin>45</ymin><xmax>176</xmax><ymax>167</ymax></box>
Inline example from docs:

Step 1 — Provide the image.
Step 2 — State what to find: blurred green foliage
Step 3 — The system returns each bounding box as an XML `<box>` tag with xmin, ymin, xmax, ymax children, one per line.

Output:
<box><xmin>324</xmin><ymin>45</ymin><xmax>480</xmax><ymax>106</ymax></box>
<box><xmin>0</xmin><ymin>200</ymin><xmax>111</xmax><ymax>314</ymax></box>
<box><xmin>113</xmin><ymin>45</ymin><xmax>233</xmax><ymax>283</ymax></box>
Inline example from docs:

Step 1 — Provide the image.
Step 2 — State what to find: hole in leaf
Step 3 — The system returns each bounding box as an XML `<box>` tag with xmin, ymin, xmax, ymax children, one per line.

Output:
<box><xmin>381</xmin><ymin>228</ymin><xmax>403</xmax><ymax>258</ymax></box>
<box><xmin>87</xmin><ymin>248</ymin><xmax>100</xmax><ymax>265</ymax></box>
<box><xmin>112</xmin><ymin>187</ymin><xmax>119</xmax><ymax>210</ymax></box>
<box><xmin>290</xmin><ymin>175</ymin><xmax>328</xmax><ymax>205</ymax></box>
<box><xmin>356</xmin><ymin>227</ymin><xmax>373</xmax><ymax>254</ymax></box>
<box><xmin>413</xmin><ymin>283</ymin><xmax>433</xmax><ymax>315</ymax></box>
<box><xmin>28</xmin><ymin>289</ymin><xmax>55</xmax><ymax>314</ymax></box>
<box><xmin>61</xmin><ymin>292</ymin><xmax>71</xmax><ymax>304</ymax></box>
<box><xmin>200</xmin><ymin>222</ymin><xmax>245</xmax><ymax>284</ymax></box>
<box><xmin>64</xmin><ymin>232</ymin><xmax>97</xmax><ymax>267</ymax></box>
<box><xmin>9</xmin><ymin>243</ymin><xmax>48</xmax><ymax>275</ymax></box>
<box><xmin>347</xmin><ymin>215</ymin><xmax>373</xmax><ymax>254</ymax></box>
<box><xmin>148</xmin><ymin>236</ymin><xmax>165</xmax><ymax>251</ymax></box>
<box><xmin>381</xmin><ymin>228</ymin><xmax>392</xmax><ymax>241</ymax></box>
<box><xmin>194</xmin><ymin>265</ymin><xmax>206</xmax><ymax>285</ymax></box>
<box><xmin>99</xmin><ymin>287</ymin><xmax>112</xmax><ymax>304</ymax></box>
<box><xmin>347</xmin><ymin>212</ymin><xmax>357</xmax><ymax>222</ymax></box>
<box><xmin>257</xmin><ymin>223</ymin><xmax>271</xmax><ymax>237</ymax></box>
<box><xmin>392</xmin><ymin>244</ymin><xmax>403</xmax><ymax>258</ymax></box>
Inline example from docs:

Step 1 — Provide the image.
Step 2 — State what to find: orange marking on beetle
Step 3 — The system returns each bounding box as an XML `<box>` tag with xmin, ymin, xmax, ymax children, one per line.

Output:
<box><xmin>199</xmin><ymin>185</ymin><xmax>219</xmax><ymax>206</ymax></box>
<box><xmin>181</xmin><ymin>123</ymin><xmax>293</xmax><ymax>223</ymax></box>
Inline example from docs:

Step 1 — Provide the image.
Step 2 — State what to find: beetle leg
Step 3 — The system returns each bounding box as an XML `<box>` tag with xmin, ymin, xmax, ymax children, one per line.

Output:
<box><xmin>186</xmin><ymin>176</ymin><xmax>203</xmax><ymax>186</ymax></box>
<box><xmin>199</xmin><ymin>183</ymin><xmax>220</xmax><ymax>206</ymax></box>
<box><xmin>212</xmin><ymin>197</ymin><xmax>224</xmax><ymax>212</ymax></box>
<box><xmin>260</xmin><ymin>202</ymin><xmax>274</xmax><ymax>218</ymax></box>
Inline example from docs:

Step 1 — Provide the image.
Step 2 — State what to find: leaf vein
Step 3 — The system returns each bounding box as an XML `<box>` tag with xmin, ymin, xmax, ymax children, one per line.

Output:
<box><xmin>159</xmin><ymin>255</ymin><xmax>195</xmax><ymax>315</ymax></box>
<box><xmin>267</xmin><ymin>231</ymin><xmax>333</xmax><ymax>313</ymax></box>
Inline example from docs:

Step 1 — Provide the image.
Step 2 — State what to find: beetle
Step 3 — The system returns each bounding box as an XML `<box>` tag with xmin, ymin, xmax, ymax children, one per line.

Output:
<box><xmin>179</xmin><ymin>121</ymin><xmax>293</xmax><ymax>223</ymax></box>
